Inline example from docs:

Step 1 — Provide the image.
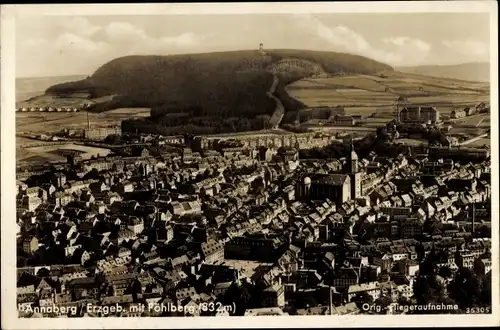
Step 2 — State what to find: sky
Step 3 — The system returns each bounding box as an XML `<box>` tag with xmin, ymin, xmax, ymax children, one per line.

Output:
<box><xmin>16</xmin><ymin>13</ymin><xmax>491</xmax><ymax>77</ymax></box>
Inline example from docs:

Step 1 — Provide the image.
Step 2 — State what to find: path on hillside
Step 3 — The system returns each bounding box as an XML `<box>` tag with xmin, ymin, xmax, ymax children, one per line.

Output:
<box><xmin>267</xmin><ymin>75</ymin><xmax>285</xmax><ymax>129</ymax></box>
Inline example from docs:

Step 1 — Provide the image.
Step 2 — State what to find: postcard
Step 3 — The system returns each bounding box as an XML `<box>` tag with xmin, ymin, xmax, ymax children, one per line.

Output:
<box><xmin>1</xmin><ymin>1</ymin><xmax>498</xmax><ymax>328</ymax></box>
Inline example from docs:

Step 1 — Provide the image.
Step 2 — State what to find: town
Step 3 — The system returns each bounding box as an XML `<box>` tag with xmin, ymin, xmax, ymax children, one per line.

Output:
<box><xmin>15</xmin><ymin>100</ymin><xmax>492</xmax><ymax>318</ymax></box>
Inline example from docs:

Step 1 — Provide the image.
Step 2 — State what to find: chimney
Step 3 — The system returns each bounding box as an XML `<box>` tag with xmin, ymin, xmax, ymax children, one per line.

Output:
<box><xmin>329</xmin><ymin>285</ymin><xmax>333</xmax><ymax>315</ymax></box>
<box><xmin>471</xmin><ymin>203</ymin><xmax>475</xmax><ymax>238</ymax></box>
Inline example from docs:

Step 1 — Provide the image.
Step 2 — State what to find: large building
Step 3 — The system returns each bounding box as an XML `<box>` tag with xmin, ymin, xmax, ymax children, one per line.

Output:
<box><xmin>84</xmin><ymin>127</ymin><xmax>121</xmax><ymax>141</ymax></box>
<box><xmin>296</xmin><ymin>173</ymin><xmax>351</xmax><ymax>205</ymax></box>
<box><xmin>398</xmin><ymin>106</ymin><xmax>440</xmax><ymax>124</ymax></box>
<box><xmin>346</xmin><ymin>142</ymin><xmax>363</xmax><ymax>200</ymax></box>
<box><xmin>296</xmin><ymin>141</ymin><xmax>362</xmax><ymax>204</ymax></box>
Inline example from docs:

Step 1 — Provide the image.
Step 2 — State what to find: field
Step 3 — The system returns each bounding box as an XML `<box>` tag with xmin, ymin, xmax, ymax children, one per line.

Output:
<box><xmin>479</xmin><ymin>115</ymin><xmax>490</xmax><ymax>128</ymax></box>
<box><xmin>16</xmin><ymin>108</ymin><xmax>151</xmax><ymax>136</ymax></box>
<box><xmin>463</xmin><ymin>138</ymin><xmax>490</xmax><ymax>148</ymax></box>
<box><xmin>16</xmin><ymin>75</ymin><xmax>87</xmax><ymax>103</ymax></box>
<box><xmin>16</xmin><ymin>136</ymin><xmax>42</xmax><ymax>147</ymax></box>
<box><xmin>449</xmin><ymin>127</ymin><xmax>487</xmax><ymax>136</ymax></box>
<box><xmin>286</xmin><ymin>70</ymin><xmax>490</xmax><ymax>117</ymax></box>
<box><xmin>287</xmin><ymin>78</ymin><xmax>397</xmax><ymax>107</ymax></box>
<box><xmin>17</xmin><ymin>143</ymin><xmax>112</xmax><ymax>164</ymax></box>
<box><xmin>16</xmin><ymin>94</ymin><xmax>90</xmax><ymax>109</ymax></box>
<box><xmin>452</xmin><ymin>114</ymin><xmax>490</xmax><ymax>128</ymax></box>
<box><xmin>397</xmin><ymin>63</ymin><xmax>489</xmax><ymax>83</ymax></box>
<box><xmin>407</xmin><ymin>95</ymin><xmax>489</xmax><ymax>108</ymax></box>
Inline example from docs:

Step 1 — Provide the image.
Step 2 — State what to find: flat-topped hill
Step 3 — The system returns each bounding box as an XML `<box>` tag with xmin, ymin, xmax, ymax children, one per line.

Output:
<box><xmin>45</xmin><ymin>49</ymin><xmax>393</xmax><ymax>117</ymax></box>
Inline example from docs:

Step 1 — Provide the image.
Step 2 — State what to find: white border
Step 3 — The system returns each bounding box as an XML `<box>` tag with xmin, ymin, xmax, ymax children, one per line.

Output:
<box><xmin>5</xmin><ymin>1</ymin><xmax>499</xmax><ymax>15</ymax></box>
<box><xmin>1</xmin><ymin>2</ymin><xmax>499</xmax><ymax>329</ymax></box>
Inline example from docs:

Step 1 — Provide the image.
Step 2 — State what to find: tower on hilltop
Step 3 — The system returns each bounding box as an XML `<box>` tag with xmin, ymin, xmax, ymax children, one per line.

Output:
<box><xmin>259</xmin><ymin>43</ymin><xmax>269</xmax><ymax>56</ymax></box>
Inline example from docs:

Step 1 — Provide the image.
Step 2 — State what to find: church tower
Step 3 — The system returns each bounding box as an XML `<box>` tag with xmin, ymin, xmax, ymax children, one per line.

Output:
<box><xmin>347</xmin><ymin>140</ymin><xmax>362</xmax><ymax>200</ymax></box>
<box><xmin>347</xmin><ymin>140</ymin><xmax>359</xmax><ymax>173</ymax></box>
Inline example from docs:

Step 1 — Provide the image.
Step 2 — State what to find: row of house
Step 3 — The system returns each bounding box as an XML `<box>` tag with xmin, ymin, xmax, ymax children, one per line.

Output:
<box><xmin>16</xmin><ymin>132</ymin><xmax>491</xmax><ymax>317</ymax></box>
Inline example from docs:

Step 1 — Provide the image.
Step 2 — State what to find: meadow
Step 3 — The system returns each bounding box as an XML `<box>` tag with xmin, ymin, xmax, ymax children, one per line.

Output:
<box><xmin>452</xmin><ymin>114</ymin><xmax>489</xmax><ymax>127</ymax></box>
<box><xmin>464</xmin><ymin>137</ymin><xmax>490</xmax><ymax>148</ymax></box>
<box><xmin>286</xmin><ymin>70</ymin><xmax>490</xmax><ymax>117</ymax></box>
<box><xmin>16</xmin><ymin>108</ymin><xmax>151</xmax><ymax>136</ymax></box>
<box><xmin>18</xmin><ymin>143</ymin><xmax>112</xmax><ymax>164</ymax></box>
<box><xmin>16</xmin><ymin>75</ymin><xmax>87</xmax><ymax>103</ymax></box>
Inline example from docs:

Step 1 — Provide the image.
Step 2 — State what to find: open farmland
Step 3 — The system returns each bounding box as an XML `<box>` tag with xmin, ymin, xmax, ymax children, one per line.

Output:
<box><xmin>286</xmin><ymin>76</ymin><xmax>398</xmax><ymax>108</ymax></box>
<box><xmin>16</xmin><ymin>136</ymin><xmax>43</xmax><ymax>148</ymax></box>
<box><xmin>383</xmin><ymin>70</ymin><xmax>489</xmax><ymax>90</ymax></box>
<box><xmin>16</xmin><ymin>75</ymin><xmax>87</xmax><ymax>103</ymax></box>
<box><xmin>478</xmin><ymin>115</ymin><xmax>490</xmax><ymax>128</ymax></box>
<box><xmin>286</xmin><ymin>88</ymin><xmax>397</xmax><ymax>107</ymax></box>
<box><xmin>463</xmin><ymin>137</ymin><xmax>490</xmax><ymax>148</ymax></box>
<box><xmin>310</xmin><ymin>76</ymin><xmax>388</xmax><ymax>91</ymax></box>
<box><xmin>16</xmin><ymin>94</ymin><xmax>91</xmax><ymax>109</ymax></box>
<box><xmin>407</xmin><ymin>95</ymin><xmax>489</xmax><ymax>108</ymax></box>
<box><xmin>286</xmin><ymin>70</ymin><xmax>490</xmax><ymax>118</ymax></box>
<box><xmin>449</xmin><ymin>127</ymin><xmax>487</xmax><ymax>136</ymax></box>
<box><xmin>16</xmin><ymin>146</ymin><xmax>68</xmax><ymax>164</ymax></box>
<box><xmin>397</xmin><ymin>63</ymin><xmax>490</xmax><ymax>83</ymax></box>
<box><xmin>16</xmin><ymin>108</ymin><xmax>151</xmax><ymax>135</ymax></box>
<box><xmin>17</xmin><ymin>152</ymin><xmax>64</xmax><ymax>164</ymax></box>
<box><xmin>452</xmin><ymin>114</ymin><xmax>489</xmax><ymax>127</ymax></box>
<box><xmin>17</xmin><ymin>143</ymin><xmax>112</xmax><ymax>164</ymax></box>
<box><xmin>343</xmin><ymin>107</ymin><xmax>380</xmax><ymax>116</ymax></box>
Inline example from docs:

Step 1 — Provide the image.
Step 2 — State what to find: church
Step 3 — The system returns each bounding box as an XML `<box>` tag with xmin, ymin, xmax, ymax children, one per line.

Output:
<box><xmin>296</xmin><ymin>142</ymin><xmax>363</xmax><ymax>205</ymax></box>
<box><xmin>345</xmin><ymin>142</ymin><xmax>363</xmax><ymax>200</ymax></box>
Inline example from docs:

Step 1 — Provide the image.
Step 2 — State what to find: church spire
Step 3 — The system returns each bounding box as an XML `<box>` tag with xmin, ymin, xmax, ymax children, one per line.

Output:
<box><xmin>348</xmin><ymin>138</ymin><xmax>359</xmax><ymax>173</ymax></box>
<box><xmin>347</xmin><ymin>137</ymin><xmax>361</xmax><ymax>200</ymax></box>
<box><xmin>349</xmin><ymin>138</ymin><xmax>358</xmax><ymax>161</ymax></box>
